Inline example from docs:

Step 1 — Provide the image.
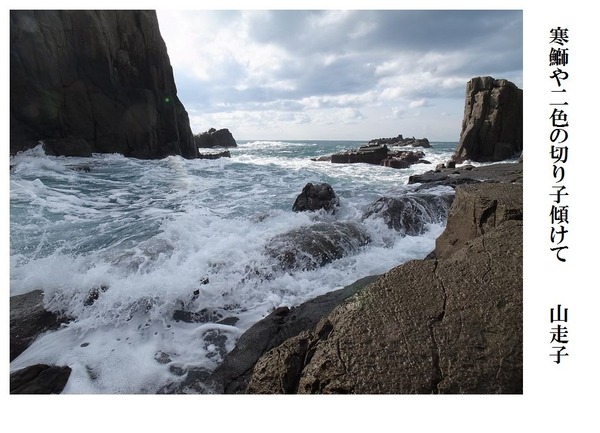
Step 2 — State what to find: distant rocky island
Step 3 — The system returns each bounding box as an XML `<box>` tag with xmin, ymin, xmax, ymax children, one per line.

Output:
<box><xmin>194</xmin><ymin>128</ymin><xmax>238</xmax><ymax>149</ymax></box>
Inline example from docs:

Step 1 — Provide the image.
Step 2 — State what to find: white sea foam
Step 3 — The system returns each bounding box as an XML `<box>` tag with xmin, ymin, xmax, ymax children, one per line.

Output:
<box><xmin>10</xmin><ymin>141</ymin><xmax>456</xmax><ymax>393</ymax></box>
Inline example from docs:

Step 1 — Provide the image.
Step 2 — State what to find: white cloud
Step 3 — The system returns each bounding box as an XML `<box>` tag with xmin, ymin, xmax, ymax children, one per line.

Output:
<box><xmin>157</xmin><ymin>10</ymin><xmax>522</xmax><ymax>140</ymax></box>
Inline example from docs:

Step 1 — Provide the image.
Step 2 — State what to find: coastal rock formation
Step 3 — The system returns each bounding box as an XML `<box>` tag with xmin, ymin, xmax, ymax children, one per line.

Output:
<box><xmin>194</xmin><ymin>128</ymin><xmax>237</xmax><ymax>148</ymax></box>
<box><xmin>246</xmin><ymin>181</ymin><xmax>522</xmax><ymax>394</ymax></box>
<box><xmin>10</xmin><ymin>290</ymin><xmax>69</xmax><ymax>361</ymax></box>
<box><xmin>408</xmin><ymin>161</ymin><xmax>523</xmax><ymax>189</ymax></box>
<box><xmin>330</xmin><ymin>145</ymin><xmax>429</xmax><ymax>168</ymax></box>
<box><xmin>205</xmin><ymin>275</ymin><xmax>381</xmax><ymax>394</ymax></box>
<box><xmin>363</xmin><ymin>193</ymin><xmax>454</xmax><ymax>235</ymax></box>
<box><xmin>10</xmin><ymin>10</ymin><xmax>197</xmax><ymax>159</ymax></box>
<box><xmin>331</xmin><ymin>143</ymin><xmax>389</xmax><ymax>164</ymax></box>
<box><xmin>265</xmin><ymin>222</ymin><xmax>370</xmax><ymax>271</ymax></box>
<box><xmin>292</xmin><ymin>182</ymin><xmax>339</xmax><ymax>213</ymax></box>
<box><xmin>454</xmin><ymin>77</ymin><xmax>523</xmax><ymax>162</ymax></box>
<box><xmin>197</xmin><ymin>150</ymin><xmax>232</xmax><ymax>160</ymax></box>
<box><xmin>369</xmin><ymin>134</ymin><xmax>431</xmax><ymax>148</ymax></box>
<box><xmin>435</xmin><ymin>183</ymin><xmax>522</xmax><ymax>259</ymax></box>
<box><xmin>10</xmin><ymin>364</ymin><xmax>72</xmax><ymax>394</ymax></box>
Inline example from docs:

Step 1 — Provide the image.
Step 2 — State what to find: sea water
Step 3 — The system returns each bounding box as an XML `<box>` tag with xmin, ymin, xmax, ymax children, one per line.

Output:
<box><xmin>10</xmin><ymin>140</ymin><xmax>458</xmax><ymax>393</ymax></box>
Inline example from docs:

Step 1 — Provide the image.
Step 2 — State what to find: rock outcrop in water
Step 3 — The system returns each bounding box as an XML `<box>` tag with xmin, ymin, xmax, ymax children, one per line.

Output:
<box><xmin>363</xmin><ymin>193</ymin><xmax>455</xmax><ymax>236</ymax></box>
<box><xmin>10</xmin><ymin>10</ymin><xmax>197</xmax><ymax>159</ymax></box>
<box><xmin>368</xmin><ymin>134</ymin><xmax>431</xmax><ymax>148</ymax></box>
<box><xmin>292</xmin><ymin>182</ymin><xmax>339</xmax><ymax>213</ymax></box>
<box><xmin>194</xmin><ymin>128</ymin><xmax>238</xmax><ymax>148</ymax></box>
<box><xmin>453</xmin><ymin>76</ymin><xmax>523</xmax><ymax>162</ymax></box>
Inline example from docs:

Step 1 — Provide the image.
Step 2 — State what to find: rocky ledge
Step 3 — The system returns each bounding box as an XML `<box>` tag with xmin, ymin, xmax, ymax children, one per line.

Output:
<box><xmin>202</xmin><ymin>162</ymin><xmax>522</xmax><ymax>394</ymax></box>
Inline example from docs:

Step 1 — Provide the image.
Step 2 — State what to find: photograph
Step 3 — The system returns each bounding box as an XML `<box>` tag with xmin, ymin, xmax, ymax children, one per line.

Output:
<box><xmin>4</xmin><ymin>1</ymin><xmax>596</xmax><ymax>432</ymax></box>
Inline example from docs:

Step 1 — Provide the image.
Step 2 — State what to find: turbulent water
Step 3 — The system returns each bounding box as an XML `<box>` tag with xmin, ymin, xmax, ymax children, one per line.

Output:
<box><xmin>10</xmin><ymin>140</ymin><xmax>458</xmax><ymax>393</ymax></box>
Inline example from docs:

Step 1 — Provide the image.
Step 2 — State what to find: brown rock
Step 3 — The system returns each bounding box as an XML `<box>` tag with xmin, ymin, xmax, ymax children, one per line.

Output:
<box><xmin>454</xmin><ymin>76</ymin><xmax>523</xmax><ymax>162</ymax></box>
<box><xmin>246</xmin><ymin>183</ymin><xmax>523</xmax><ymax>394</ymax></box>
<box><xmin>434</xmin><ymin>183</ymin><xmax>522</xmax><ymax>259</ymax></box>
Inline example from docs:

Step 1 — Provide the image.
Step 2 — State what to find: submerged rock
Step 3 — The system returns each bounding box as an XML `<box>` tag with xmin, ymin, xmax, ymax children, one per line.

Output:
<box><xmin>265</xmin><ymin>222</ymin><xmax>370</xmax><ymax>271</ymax></box>
<box><xmin>292</xmin><ymin>182</ymin><xmax>339</xmax><ymax>213</ymax></box>
<box><xmin>363</xmin><ymin>193</ymin><xmax>454</xmax><ymax>235</ymax></box>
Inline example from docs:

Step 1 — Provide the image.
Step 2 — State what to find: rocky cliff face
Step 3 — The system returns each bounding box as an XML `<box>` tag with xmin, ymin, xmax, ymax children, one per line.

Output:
<box><xmin>454</xmin><ymin>76</ymin><xmax>523</xmax><ymax>162</ymax></box>
<box><xmin>10</xmin><ymin>10</ymin><xmax>197</xmax><ymax>159</ymax></box>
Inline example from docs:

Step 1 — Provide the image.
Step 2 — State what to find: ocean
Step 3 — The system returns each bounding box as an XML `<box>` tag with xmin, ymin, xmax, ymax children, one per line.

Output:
<box><xmin>10</xmin><ymin>140</ymin><xmax>459</xmax><ymax>393</ymax></box>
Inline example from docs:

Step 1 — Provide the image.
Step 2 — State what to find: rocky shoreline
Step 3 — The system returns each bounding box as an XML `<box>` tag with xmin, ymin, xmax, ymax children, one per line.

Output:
<box><xmin>192</xmin><ymin>162</ymin><xmax>523</xmax><ymax>394</ymax></box>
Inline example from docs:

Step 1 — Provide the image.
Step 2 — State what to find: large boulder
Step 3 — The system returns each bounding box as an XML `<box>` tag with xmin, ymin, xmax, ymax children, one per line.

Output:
<box><xmin>245</xmin><ymin>182</ymin><xmax>522</xmax><ymax>394</ymax></box>
<box><xmin>194</xmin><ymin>128</ymin><xmax>237</xmax><ymax>148</ymax></box>
<box><xmin>363</xmin><ymin>193</ymin><xmax>454</xmax><ymax>235</ymax></box>
<box><xmin>454</xmin><ymin>77</ymin><xmax>523</xmax><ymax>162</ymax></box>
<box><xmin>10</xmin><ymin>10</ymin><xmax>197</xmax><ymax>159</ymax></box>
<box><xmin>292</xmin><ymin>182</ymin><xmax>339</xmax><ymax>213</ymax></box>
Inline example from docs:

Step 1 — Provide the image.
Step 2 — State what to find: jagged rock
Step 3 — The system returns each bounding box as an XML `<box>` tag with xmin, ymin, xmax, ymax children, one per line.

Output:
<box><xmin>10</xmin><ymin>364</ymin><xmax>72</xmax><ymax>394</ymax></box>
<box><xmin>292</xmin><ymin>182</ymin><xmax>339</xmax><ymax>213</ymax></box>
<box><xmin>245</xmin><ymin>182</ymin><xmax>522</xmax><ymax>394</ymax></box>
<box><xmin>454</xmin><ymin>76</ymin><xmax>523</xmax><ymax>162</ymax></box>
<box><xmin>10</xmin><ymin>10</ymin><xmax>196</xmax><ymax>159</ymax></box>
<box><xmin>10</xmin><ymin>290</ymin><xmax>68</xmax><ymax>361</ymax></box>
<box><xmin>204</xmin><ymin>275</ymin><xmax>380</xmax><ymax>393</ymax></box>
<box><xmin>194</xmin><ymin>128</ymin><xmax>237</xmax><ymax>148</ymax></box>
<box><xmin>363</xmin><ymin>194</ymin><xmax>454</xmax><ymax>235</ymax></box>
<box><xmin>265</xmin><ymin>222</ymin><xmax>370</xmax><ymax>271</ymax></box>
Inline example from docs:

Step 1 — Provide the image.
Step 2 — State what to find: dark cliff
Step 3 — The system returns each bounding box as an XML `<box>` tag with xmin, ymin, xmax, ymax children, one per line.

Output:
<box><xmin>453</xmin><ymin>76</ymin><xmax>523</xmax><ymax>162</ymax></box>
<box><xmin>10</xmin><ymin>10</ymin><xmax>197</xmax><ymax>159</ymax></box>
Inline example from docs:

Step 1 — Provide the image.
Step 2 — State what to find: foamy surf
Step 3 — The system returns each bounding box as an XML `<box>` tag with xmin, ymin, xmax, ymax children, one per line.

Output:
<box><xmin>10</xmin><ymin>141</ymin><xmax>456</xmax><ymax>393</ymax></box>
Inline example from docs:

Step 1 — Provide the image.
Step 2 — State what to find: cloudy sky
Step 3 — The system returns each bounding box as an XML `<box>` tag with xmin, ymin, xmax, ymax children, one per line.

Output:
<box><xmin>156</xmin><ymin>10</ymin><xmax>522</xmax><ymax>141</ymax></box>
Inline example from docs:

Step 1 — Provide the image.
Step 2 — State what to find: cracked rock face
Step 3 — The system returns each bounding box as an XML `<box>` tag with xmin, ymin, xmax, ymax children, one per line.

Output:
<box><xmin>454</xmin><ymin>76</ymin><xmax>523</xmax><ymax>162</ymax></box>
<box><xmin>10</xmin><ymin>10</ymin><xmax>196</xmax><ymax>159</ymax></box>
<box><xmin>246</xmin><ymin>183</ymin><xmax>523</xmax><ymax>394</ymax></box>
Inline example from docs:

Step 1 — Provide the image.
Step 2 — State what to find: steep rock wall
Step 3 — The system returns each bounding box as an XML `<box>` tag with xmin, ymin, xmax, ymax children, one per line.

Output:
<box><xmin>10</xmin><ymin>10</ymin><xmax>197</xmax><ymax>159</ymax></box>
<box><xmin>454</xmin><ymin>76</ymin><xmax>523</xmax><ymax>162</ymax></box>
